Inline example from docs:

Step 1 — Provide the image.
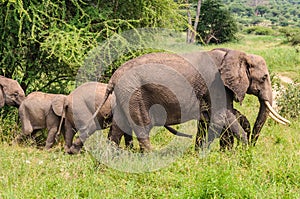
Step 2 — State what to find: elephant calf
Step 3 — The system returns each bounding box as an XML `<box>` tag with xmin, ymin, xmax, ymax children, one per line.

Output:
<box><xmin>0</xmin><ymin>75</ymin><xmax>25</xmax><ymax>108</ymax></box>
<box><xmin>196</xmin><ymin>108</ymin><xmax>251</xmax><ymax>151</ymax></box>
<box><xmin>16</xmin><ymin>92</ymin><xmax>66</xmax><ymax>149</ymax></box>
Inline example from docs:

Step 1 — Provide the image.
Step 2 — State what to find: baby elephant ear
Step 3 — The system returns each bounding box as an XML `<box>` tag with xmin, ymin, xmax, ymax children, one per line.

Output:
<box><xmin>0</xmin><ymin>87</ymin><xmax>4</xmax><ymax>108</ymax></box>
<box><xmin>219</xmin><ymin>50</ymin><xmax>250</xmax><ymax>103</ymax></box>
<box><xmin>52</xmin><ymin>95</ymin><xmax>66</xmax><ymax>117</ymax></box>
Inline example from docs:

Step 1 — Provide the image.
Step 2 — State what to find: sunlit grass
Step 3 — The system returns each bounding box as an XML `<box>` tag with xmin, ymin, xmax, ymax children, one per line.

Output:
<box><xmin>0</xmin><ymin>35</ymin><xmax>299</xmax><ymax>198</ymax></box>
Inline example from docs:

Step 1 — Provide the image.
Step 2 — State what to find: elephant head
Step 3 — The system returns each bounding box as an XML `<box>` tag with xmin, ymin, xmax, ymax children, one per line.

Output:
<box><xmin>0</xmin><ymin>76</ymin><xmax>25</xmax><ymax>108</ymax></box>
<box><xmin>213</xmin><ymin>48</ymin><xmax>290</xmax><ymax>144</ymax></box>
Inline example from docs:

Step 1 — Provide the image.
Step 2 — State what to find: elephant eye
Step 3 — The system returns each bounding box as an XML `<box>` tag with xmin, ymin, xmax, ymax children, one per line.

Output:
<box><xmin>261</xmin><ymin>74</ymin><xmax>268</xmax><ymax>82</ymax></box>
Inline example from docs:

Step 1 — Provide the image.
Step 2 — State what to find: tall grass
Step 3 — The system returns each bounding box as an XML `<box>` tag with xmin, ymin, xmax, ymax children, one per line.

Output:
<box><xmin>0</xmin><ymin>35</ymin><xmax>299</xmax><ymax>198</ymax></box>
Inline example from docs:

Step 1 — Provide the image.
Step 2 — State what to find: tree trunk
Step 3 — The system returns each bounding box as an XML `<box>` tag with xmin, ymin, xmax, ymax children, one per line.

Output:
<box><xmin>186</xmin><ymin>0</ymin><xmax>202</xmax><ymax>44</ymax></box>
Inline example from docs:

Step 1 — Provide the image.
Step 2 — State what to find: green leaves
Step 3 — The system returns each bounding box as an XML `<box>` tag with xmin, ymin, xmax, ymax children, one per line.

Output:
<box><xmin>0</xmin><ymin>0</ymin><xmax>186</xmax><ymax>94</ymax></box>
<box><xmin>197</xmin><ymin>0</ymin><xmax>238</xmax><ymax>44</ymax></box>
<box><xmin>277</xmin><ymin>83</ymin><xmax>300</xmax><ymax>119</ymax></box>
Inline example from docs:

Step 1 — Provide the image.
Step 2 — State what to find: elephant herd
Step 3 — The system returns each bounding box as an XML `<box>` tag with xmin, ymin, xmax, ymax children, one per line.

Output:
<box><xmin>0</xmin><ymin>48</ymin><xmax>290</xmax><ymax>155</ymax></box>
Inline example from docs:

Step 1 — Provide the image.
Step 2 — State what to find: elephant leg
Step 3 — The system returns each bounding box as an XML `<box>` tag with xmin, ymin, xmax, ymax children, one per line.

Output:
<box><xmin>219</xmin><ymin>129</ymin><xmax>234</xmax><ymax>151</ymax></box>
<box><xmin>195</xmin><ymin>119</ymin><xmax>208</xmax><ymax>151</ymax></box>
<box><xmin>63</xmin><ymin>121</ymin><xmax>76</xmax><ymax>153</ymax></box>
<box><xmin>107</xmin><ymin>124</ymin><xmax>122</xmax><ymax>146</ymax></box>
<box><xmin>202</xmin><ymin>110</ymin><xmax>229</xmax><ymax>149</ymax></box>
<box><xmin>45</xmin><ymin>127</ymin><xmax>58</xmax><ymax>150</ymax></box>
<box><xmin>14</xmin><ymin>123</ymin><xmax>33</xmax><ymax>144</ymax></box>
<box><xmin>225</xmin><ymin>110</ymin><xmax>248</xmax><ymax>145</ymax></box>
<box><xmin>195</xmin><ymin>111</ymin><xmax>209</xmax><ymax>151</ymax></box>
<box><xmin>107</xmin><ymin>119</ymin><xmax>131</xmax><ymax>147</ymax></box>
<box><xmin>68</xmin><ymin>119</ymin><xmax>98</xmax><ymax>154</ymax></box>
<box><xmin>238</xmin><ymin>112</ymin><xmax>251</xmax><ymax>141</ymax></box>
<box><xmin>68</xmin><ymin>138</ymin><xmax>83</xmax><ymax>154</ymax></box>
<box><xmin>232</xmin><ymin>110</ymin><xmax>251</xmax><ymax>147</ymax></box>
<box><xmin>132</xmin><ymin>125</ymin><xmax>152</xmax><ymax>152</ymax></box>
<box><xmin>124</xmin><ymin>131</ymin><xmax>133</xmax><ymax>149</ymax></box>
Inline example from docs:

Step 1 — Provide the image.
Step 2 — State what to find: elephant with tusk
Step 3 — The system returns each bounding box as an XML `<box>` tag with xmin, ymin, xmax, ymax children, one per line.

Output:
<box><xmin>90</xmin><ymin>48</ymin><xmax>289</xmax><ymax>152</ymax></box>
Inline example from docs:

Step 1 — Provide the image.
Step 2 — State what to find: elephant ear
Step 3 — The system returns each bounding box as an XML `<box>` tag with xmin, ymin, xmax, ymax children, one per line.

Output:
<box><xmin>52</xmin><ymin>95</ymin><xmax>66</xmax><ymax>117</ymax></box>
<box><xmin>0</xmin><ymin>86</ymin><xmax>4</xmax><ymax>108</ymax></box>
<box><xmin>219</xmin><ymin>50</ymin><xmax>250</xmax><ymax>103</ymax></box>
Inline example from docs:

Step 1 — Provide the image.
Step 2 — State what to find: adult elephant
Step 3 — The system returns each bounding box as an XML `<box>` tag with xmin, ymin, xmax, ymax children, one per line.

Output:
<box><xmin>92</xmin><ymin>48</ymin><xmax>289</xmax><ymax>152</ymax></box>
<box><xmin>0</xmin><ymin>76</ymin><xmax>25</xmax><ymax>108</ymax></box>
<box><xmin>67</xmin><ymin>83</ymin><xmax>251</xmax><ymax>153</ymax></box>
<box><xmin>16</xmin><ymin>92</ymin><xmax>66</xmax><ymax>149</ymax></box>
<box><xmin>62</xmin><ymin>82</ymin><xmax>192</xmax><ymax>154</ymax></box>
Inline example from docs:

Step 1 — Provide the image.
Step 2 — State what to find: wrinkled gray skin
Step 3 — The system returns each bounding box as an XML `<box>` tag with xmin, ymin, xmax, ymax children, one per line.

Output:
<box><xmin>95</xmin><ymin>48</ymin><xmax>275</xmax><ymax>152</ymax></box>
<box><xmin>0</xmin><ymin>76</ymin><xmax>25</xmax><ymax>108</ymax></box>
<box><xmin>62</xmin><ymin>82</ymin><xmax>115</xmax><ymax>153</ymax></box>
<box><xmin>16</xmin><ymin>92</ymin><xmax>66</xmax><ymax>149</ymax></box>
<box><xmin>196</xmin><ymin>108</ymin><xmax>251</xmax><ymax>151</ymax></box>
<box><xmin>64</xmin><ymin>82</ymin><xmax>192</xmax><ymax>154</ymax></box>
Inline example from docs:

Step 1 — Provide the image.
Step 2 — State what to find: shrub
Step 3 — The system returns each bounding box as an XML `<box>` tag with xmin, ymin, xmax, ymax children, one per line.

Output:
<box><xmin>276</xmin><ymin>83</ymin><xmax>300</xmax><ymax>119</ymax></box>
<box><xmin>197</xmin><ymin>0</ymin><xmax>238</xmax><ymax>44</ymax></box>
<box><xmin>0</xmin><ymin>107</ymin><xmax>20</xmax><ymax>143</ymax></box>
<box><xmin>243</xmin><ymin>26</ymin><xmax>275</xmax><ymax>35</ymax></box>
<box><xmin>279</xmin><ymin>27</ymin><xmax>300</xmax><ymax>46</ymax></box>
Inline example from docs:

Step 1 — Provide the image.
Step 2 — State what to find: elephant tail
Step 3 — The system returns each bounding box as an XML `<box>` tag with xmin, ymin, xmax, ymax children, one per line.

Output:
<box><xmin>164</xmin><ymin>125</ymin><xmax>193</xmax><ymax>138</ymax></box>
<box><xmin>91</xmin><ymin>81</ymin><xmax>114</xmax><ymax>120</ymax></box>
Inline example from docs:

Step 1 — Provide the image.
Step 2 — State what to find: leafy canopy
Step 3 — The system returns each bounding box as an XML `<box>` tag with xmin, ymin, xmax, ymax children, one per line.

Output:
<box><xmin>197</xmin><ymin>0</ymin><xmax>238</xmax><ymax>44</ymax></box>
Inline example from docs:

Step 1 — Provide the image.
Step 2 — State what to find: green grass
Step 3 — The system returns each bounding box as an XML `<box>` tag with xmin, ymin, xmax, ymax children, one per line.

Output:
<box><xmin>1</xmin><ymin>35</ymin><xmax>300</xmax><ymax>198</ymax></box>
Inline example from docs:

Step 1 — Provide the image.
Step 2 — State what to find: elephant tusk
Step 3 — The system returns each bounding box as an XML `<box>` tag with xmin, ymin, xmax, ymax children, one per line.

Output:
<box><xmin>265</xmin><ymin>101</ymin><xmax>291</xmax><ymax>125</ymax></box>
<box><xmin>269</xmin><ymin>112</ymin><xmax>287</xmax><ymax>125</ymax></box>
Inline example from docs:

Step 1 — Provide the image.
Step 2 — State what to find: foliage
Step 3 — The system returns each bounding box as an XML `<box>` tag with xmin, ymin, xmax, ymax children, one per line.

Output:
<box><xmin>0</xmin><ymin>0</ymin><xmax>186</xmax><ymax>94</ymax></box>
<box><xmin>279</xmin><ymin>27</ymin><xmax>300</xmax><ymax>46</ymax></box>
<box><xmin>276</xmin><ymin>83</ymin><xmax>300</xmax><ymax>119</ymax></box>
<box><xmin>223</xmin><ymin>0</ymin><xmax>300</xmax><ymax>27</ymax></box>
<box><xmin>243</xmin><ymin>26</ymin><xmax>275</xmax><ymax>35</ymax></box>
<box><xmin>197</xmin><ymin>0</ymin><xmax>238</xmax><ymax>44</ymax></box>
<box><xmin>0</xmin><ymin>107</ymin><xmax>19</xmax><ymax>142</ymax></box>
<box><xmin>0</xmin><ymin>0</ymin><xmax>187</xmax><ymax>138</ymax></box>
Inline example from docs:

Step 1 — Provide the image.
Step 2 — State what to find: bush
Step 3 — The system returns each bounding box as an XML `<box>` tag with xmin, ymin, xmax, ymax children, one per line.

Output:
<box><xmin>243</xmin><ymin>26</ymin><xmax>275</xmax><ymax>35</ymax></box>
<box><xmin>0</xmin><ymin>107</ymin><xmax>20</xmax><ymax>143</ymax></box>
<box><xmin>279</xmin><ymin>27</ymin><xmax>300</xmax><ymax>46</ymax></box>
<box><xmin>197</xmin><ymin>0</ymin><xmax>238</xmax><ymax>44</ymax></box>
<box><xmin>276</xmin><ymin>83</ymin><xmax>300</xmax><ymax>119</ymax></box>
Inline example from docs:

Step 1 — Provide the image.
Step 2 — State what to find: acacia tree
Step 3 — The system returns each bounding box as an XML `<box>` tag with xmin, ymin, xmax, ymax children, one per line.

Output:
<box><xmin>197</xmin><ymin>0</ymin><xmax>238</xmax><ymax>44</ymax></box>
<box><xmin>0</xmin><ymin>0</ymin><xmax>185</xmax><ymax>94</ymax></box>
<box><xmin>0</xmin><ymin>0</ymin><xmax>187</xmax><ymax>139</ymax></box>
<box><xmin>186</xmin><ymin>0</ymin><xmax>202</xmax><ymax>43</ymax></box>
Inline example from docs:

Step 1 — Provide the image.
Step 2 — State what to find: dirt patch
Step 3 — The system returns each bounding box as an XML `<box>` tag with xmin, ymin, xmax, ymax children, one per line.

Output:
<box><xmin>277</xmin><ymin>75</ymin><xmax>293</xmax><ymax>84</ymax></box>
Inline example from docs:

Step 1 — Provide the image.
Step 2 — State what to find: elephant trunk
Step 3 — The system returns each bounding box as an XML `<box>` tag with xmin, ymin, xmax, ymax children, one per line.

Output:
<box><xmin>251</xmin><ymin>95</ymin><xmax>290</xmax><ymax>145</ymax></box>
<box><xmin>251</xmin><ymin>99</ymin><xmax>269</xmax><ymax>145</ymax></box>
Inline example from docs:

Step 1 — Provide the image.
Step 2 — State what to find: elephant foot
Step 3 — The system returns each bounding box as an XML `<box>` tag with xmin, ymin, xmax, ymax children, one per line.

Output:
<box><xmin>67</xmin><ymin>145</ymin><xmax>82</xmax><ymax>155</ymax></box>
<box><xmin>44</xmin><ymin>145</ymin><xmax>51</xmax><ymax>151</ymax></box>
<box><xmin>198</xmin><ymin>148</ymin><xmax>211</xmax><ymax>159</ymax></box>
<box><xmin>136</xmin><ymin>137</ymin><xmax>152</xmax><ymax>153</ymax></box>
<box><xmin>44</xmin><ymin>142</ymin><xmax>54</xmax><ymax>150</ymax></box>
<box><xmin>13</xmin><ymin>135</ymin><xmax>25</xmax><ymax>146</ymax></box>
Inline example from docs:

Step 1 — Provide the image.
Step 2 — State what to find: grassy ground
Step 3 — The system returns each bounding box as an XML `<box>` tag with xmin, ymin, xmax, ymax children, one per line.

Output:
<box><xmin>0</xmin><ymin>35</ymin><xmax>299</xmax><ymax>198</ymax></box>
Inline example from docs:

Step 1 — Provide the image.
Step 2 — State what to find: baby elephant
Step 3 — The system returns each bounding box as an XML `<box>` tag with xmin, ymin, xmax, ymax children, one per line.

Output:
<box><xmin>0</xmin><ymin>75</ymin><xmax>25</xmax><ymax>108</ymax></box>
<box><xmin>195</xmin><ymin>108</ymin><xmax>251</xmax><ymax>151</ymax></box>
<box><xmin>16</xmin><ymin>92</ymin><xmax>66</xmax><ymax>149</ymax></box>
